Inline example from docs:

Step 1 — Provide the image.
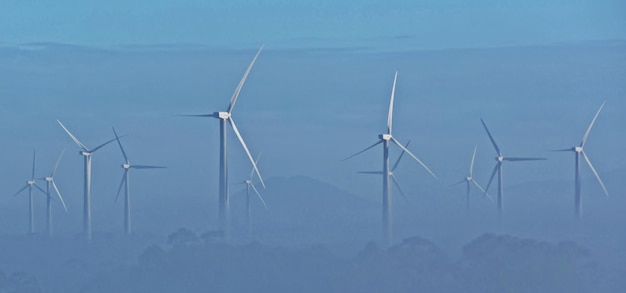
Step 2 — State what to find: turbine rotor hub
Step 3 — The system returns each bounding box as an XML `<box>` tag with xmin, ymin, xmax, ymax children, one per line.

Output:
<box><xmin>216</xmin><ymin>111</ymin><xmax>230</xmax><ymax>119</ymax></box>
<box><xmin>574</xmin><ymin>146</ymin><xmax>583</xmax><ymax>153</ymax></box>
<box><xmin>380</xmin><ymin>134</ymin><xmax>392</xmax><ymax>141</ymax></box>
<box><xmin>245</xmin><ymin>179</ymin><xmax>252</xmax><ymax>184</ymax></box>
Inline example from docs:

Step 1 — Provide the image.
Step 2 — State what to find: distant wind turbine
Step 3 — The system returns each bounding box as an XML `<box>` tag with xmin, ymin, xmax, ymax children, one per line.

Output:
<box><xmin>357</xmin><ymin>140</ymin><xmax>413</xmax><ymax>207</ymax></box>
<box><xmin>38</xmin><ymin>149</ymin><xmax>69</xmax><ymax>238</ymax></box>
<box><xmin>181</xmin><ymin>46</ymin><xmax>265</xmax><ymax>238</ymax></box>
<box><xmin>553</xmin><ymin>101</ymin><xmax>608</xmax><ymax>218</ymax></box>
<box><xmin>481</xmin><ymin>118</ymin><xmax>546</xmax><ymax>216</ymax></box>
<box><xmin>57</xmin><ymin>120</ymin><xmax>117</xmax><ymax>242</ymax></box>
<box><xmin>237</xmin><ymin>153</ymin><xmax>268</xmax><ymax>241</ymax></box>
<box><xmin>12</xmin><ymin>150</ymin><xmax>45</xmax><ymax>234</ymax></box>
<box><xmin>344</xmin><ymin>71</ymin><xmax>436</xmax><ymax>247</ymax></box>
<box><xmin>453</xmin><ymin>145</ymin><xmax>492</xmax><ymax>211</ymax></box>
<box><xmin>112</xmin><ymin>127</ymin><xmax>165</xmax><ymax>236</ymax></box>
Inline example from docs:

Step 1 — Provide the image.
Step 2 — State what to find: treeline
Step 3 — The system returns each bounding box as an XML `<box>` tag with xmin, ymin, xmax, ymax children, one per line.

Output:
<box><xmin>79</xmin><ymin>230</ymin><xmax>615</xmax><ymax>293</ymax></box>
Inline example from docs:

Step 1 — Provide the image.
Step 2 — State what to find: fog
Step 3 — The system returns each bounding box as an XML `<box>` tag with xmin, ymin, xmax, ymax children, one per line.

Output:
<box><xmin>0</xmin><ymin>40</ymin><xmax>624</xmax><ymax>292</ymax></box>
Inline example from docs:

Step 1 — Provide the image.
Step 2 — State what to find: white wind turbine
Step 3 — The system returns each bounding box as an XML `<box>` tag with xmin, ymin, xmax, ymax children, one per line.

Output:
<box><xmin>181</xmin><ymin>46</ymin><xmax>265</xmax><ymax>237</ymax></box>
<box><xmin>237</xmin><ymin>153</ymin><xmax>268</xmax><ymax>241</ymax></box>
<box><xmin>344</xmin><ymin>71</ymin><xmax>436</xmax><ymax>247</ymax></box>
<box><xmin>112</xmin><ymin>127</ymin><xmax>165</xmax><ymax>236</ymax></box>
<box><xmin>38</xmin><ymin>149</ymin><xmax>69</xmax><ymax>237</ymax></box>
<box><xmin>453</xmin><ymin>145</ymin><xmax>492</xmax><ymax>211</ymax></box>
<box><xmin>57</xmin><ymin>120</ymin><xmax>117</xmax><ymax>242</ymax></box>
<box><xmin>481</xmin><ymin>118</ymin><xmax>546</xmax><ymax>217</ymax></box>
<box><xmin>357</xmin><ymin>140</ymin><xmax>413</xmax><ymax>207</ymax></box>
<box><xmin>553</xmin><ymin>101</ymin><xmax>608</xmax><ymax>218</ymax></box>
<box><xmin>12</xmin><ymin>150</ymin><xmax>45</xmax><ymax>234</ymax></box>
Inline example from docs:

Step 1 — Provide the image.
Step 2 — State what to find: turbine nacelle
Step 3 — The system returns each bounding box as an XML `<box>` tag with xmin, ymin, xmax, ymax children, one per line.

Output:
<box><xmin>496</xmin><ymin>156</ymin><xmax>504</xmax><ymax>162</ymax></box>
<box><xmin>380</xmin><ymin>134</ymin><xmax>392</xmax><ymax>141</ymax></box>
<box><xmin>466</xmin><ymin>176</ymin><xmax>472</xmax><ymax>181</ymax></box>
<box><xmin>27</xmin><ymin>180</ymin><xmax>35</xmax><ymax>185</ymax></box>
<box><xmin>122</xmin><ymin>163</ymin><xmax>131</xmax><ymax>169</ymax></box>
<box><xmin>80</xmin><ymin>151</ymin><xmax>91</xmax><ymax>157</ymax></box>
<box><xmin>574</xmin><ymin>146</ymin><xmax>583</xmax><ymax>153</ymax></box>
<box><xmin>215</xmin><ymin>111</ymin><xmax>231</xmax><ymax>120</ymax></box>
<box><xmin>44</xmin><ymin>177</ymin><xmax>53</xmax><ymax>182</ymax></box>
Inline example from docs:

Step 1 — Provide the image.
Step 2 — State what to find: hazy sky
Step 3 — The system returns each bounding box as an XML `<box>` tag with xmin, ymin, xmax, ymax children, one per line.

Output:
<box><xmin>1</xmin><ymin>0</ymin><xmax>625</xmax><ymax>48</ymax></box>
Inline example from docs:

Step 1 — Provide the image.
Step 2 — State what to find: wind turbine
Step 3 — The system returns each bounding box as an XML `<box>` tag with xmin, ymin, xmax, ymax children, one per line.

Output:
<box><xmin>181</xmin><ymin>46</ymin><xmax>265</xmax><ymax>237</ymax></box>
<box><xmin>12</xmin><ymin>150</ymin><xmax>46</xmax><ymax>234</ymax></box>
<box><xmin>357</xmin><ymin>140</ymin><xmax>413</xmax><ymax>207</ymax></box>
<box><xmin>238</xmin><ymin>153</ymin><xmax>268</xmax><ymax>241</ymax></box>
<box><xmin>344</xmin><ymin>71</ymin><xmax>436</xmax><ymax>247</ymax></box>
<box><xmin>452</xmin><ymin>145</ymin><xmax>492</xmax><ymax>211</ymax></box>
<box><xmin>553</xmin><ymin>101</ymin><xmax>608</xmax><ymax>218</ymax></box>
<box><xmin>57</xmin><ymin>120</ymin><xmax>117</xmax><ymax>242</ymax></box>
<box><xmin>112</xmin><ymin>127</ymin><xmax>165</xmax><ymax>236</ymax></box>
<box><xmin>481</xmin><ymin>118</ymin><xmax>546</xmax><ymax>217</ymax></box>
<box><xmin>38</xmin><ymin>149</ymin><xmax>69</xmax><ymax>238</ymax></box>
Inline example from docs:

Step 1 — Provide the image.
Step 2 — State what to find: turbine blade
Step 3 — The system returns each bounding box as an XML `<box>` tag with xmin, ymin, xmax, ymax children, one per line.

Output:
<box><xmin>250</xmin><ymin>183</ymin><xmax>268</xmax><ymax>210</ymax></box>
<box><xmin>391</xmin><ymin>140</ymin><xmax>411</xmax><ymax>171</ymax></box>
<box><xmin>387</xmin><ymin>71</ymin><xmax>398</xmax><ymax>134</ymax></box>
<box><xmin>57</xmin><ymin>120</ymin><xmax>88</xmax><ymax>151</ymax></box>
<box><xmin>581</xmin><ymin>101</ymin><xmax>606</xmax><ymax>147</ymax></box>
<box><xmin>228</xmin><ymin>45</ymin><xmax>264</xmax><ymax>113</ymax></box>
<box><xmin>452</xmin><ymin>179</ymin><xmax>466</xmax><ymax>186</ymax></box>
<box><xmin>249</xmin><ymin>153</ymin><xmax>262</xmax><ymax>181</ymax></box>
<box><xmin>391</xmin><ymin>137</ymin><xmax>436</xmax><ymax>178</ymax></box>
<box><xmin>51</xmin><ymin>148</ymin><xmax>66</xmax><ymax>177</ymax></box>
<box><xmin>342</xmin><ymin>140</ymin><xmax>383</xmax><ymax>161</ymax></box>
<box><xmin>504</xmin><ymin>157</ymin><xmax>547</xmax><ymax>161</ymax></box>
<box><xmin>176</xmin><ymin>114</ymin><xmax>214</xmax><ymax>118</ymax></box>
<box><xmin>91</xmin><ymin>137</ymin><xmax>118</xmax><ymax>153</ymax></box>
<box><xmin>469</xmin><ymin>145</ymin><xmax>477</xmax><ymax>176</ymax></box>
<box><xmin>229</xmin><ymin>118</ymin><xmax>265</xmax><ymax>188</ymax></box>
<box><xmin>31</xmin><ymin>149</ymin><xmax>36</xmax><ymax>179</ymax></box>
<box><xmin>357</xmin><ymin>171</ymin><xmax>383</xmax><ymax>175</ymax></box>
<box><xmin>130</xmin><ymin>165</ymin><xmax>166</xmax><ymax>169</ymax></box>
<box><xmin>551</xmin><ymin>148</ymin><xmax>574</xmax><ymax>152</ymax></box>
<box><xmin>471</xmin><ymin>179</ymin><xmax>493</xmax><ymax>201</ymax></box>
<box><xmin>480</xmin><ymin>118</ymin><xmax>501</xmax><ymax>156</ymax></box>
<box><xmin>33</xmin><ymin>182</ymin><xmax>47</xmax><ymax>195</ymax></box>
<box><xmin>470</xmin><ymin>179</ymin><xmax>486</xmax><ymax>193</ymax></box>
<box><xmin>391</xmin><ymin>174</ymin><xmax>411</xmax><ymax>207</ymax></box>
<box><xmin>112</xmin><ymin>127</ymin><xmax>129</xmax><ymax>163</ymax></box>
<box><xmin>115</xmin><ymin>171</ymin><xmax>128</xmax><ymax>202</ymax></box>
<box><xmin>12</xmin><ymin>185</ymin><xmax>29</xmax><ymax>197</ymax></box>
<box><xmin>582</xmin><ymin>151</ymin><xmax>609</xmax><ymax>197</ymax></box>
<box><xmin>484</xmin><ymin>163</ymin><xmax>499</xmax><ymax>195</ymax></box>
<box><xmin>52</xmin><ymin>181</ymin><xmax>68</xmax><ymax>212</ymax></box>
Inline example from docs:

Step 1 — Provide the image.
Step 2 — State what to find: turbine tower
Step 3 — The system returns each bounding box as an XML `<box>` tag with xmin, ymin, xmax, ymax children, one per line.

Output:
<box><xmin>344</xmin><ymin>71</ymin><xmax>436</xmax><ymax>247</ymax></box>
<box><xmin>182</xmin><ymin>46</ymin><xmax>265</xmax><ymax>238</ymax></box>
<box><xmin>57</xmin><ymin>120</ymin><xmax>117</xmax><ymax>242</ymax></box>
<box><xmin>12</xmin><ymin>150</ymin><xmax>45</xmax><ymax>234</ymax></box>
<box><xmin>112</xmin><ymin>127</ymin><xmax>165</xmax><ymax>236</ymax></box>
<box><xmin>38</xmin><ymin>149</ymin><xmax>69</xmax><ymax>237</ymax></box>
<box><xmin>238</xmin><ymin>154</ymin><xmax>268</xmax><ymax>242</ymax></box>
<box><xmin>453</xmin><ymin>145</ymin><xmax>492</xmax><ymax>211</ymax></box>
<box><xmin>481</xmin><ymin>118</ymin><xmax>546</xmax><ymax>217</ymax></box>
<box><xmin>553</xmin><ymin>101</ymin><xmax>608</xmax><ymax>218</ymax></box>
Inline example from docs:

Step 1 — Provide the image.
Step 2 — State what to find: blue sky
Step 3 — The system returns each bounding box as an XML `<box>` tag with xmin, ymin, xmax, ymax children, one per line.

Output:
<box><xmin>1</xmin><ymin>0</ymin><xmax>625</xmax><ymax>49</ymax></box>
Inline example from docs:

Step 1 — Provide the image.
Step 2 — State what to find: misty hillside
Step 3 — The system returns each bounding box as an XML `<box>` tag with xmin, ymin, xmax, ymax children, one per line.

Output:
<box><xmin>230</xmin><ymin>175</ymin><xmax>379</xmax><ymax>246</ymax></box>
